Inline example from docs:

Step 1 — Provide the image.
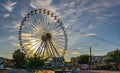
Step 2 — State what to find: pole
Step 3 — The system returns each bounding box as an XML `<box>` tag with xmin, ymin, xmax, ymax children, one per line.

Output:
<box><xmin>90</xmin><ymin>47</ymin><xmax>92</xmax><ymax>69</ymax></box>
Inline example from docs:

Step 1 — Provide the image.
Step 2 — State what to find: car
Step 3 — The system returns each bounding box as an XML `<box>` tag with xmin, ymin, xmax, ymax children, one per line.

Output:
<box><xmin>0</xmin><ymin>64</ymin><xmax>4</xmax><ymax>69</ymax></box>
<box><xmin>109</xmin><ymin>65</ymin><xmax>115</xmax><ymax>70</ymax></box>
<box><xmin>80</xmin><ymin>64</ymin><xmax>90</xmax><ymax>70</ymax></box>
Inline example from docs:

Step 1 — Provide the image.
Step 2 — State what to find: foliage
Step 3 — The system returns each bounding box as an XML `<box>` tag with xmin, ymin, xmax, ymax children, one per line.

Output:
<box><xmin>27</xmin><ymin>56</ymin><xmax>44</xmax><ymax>69</ymax></box>
<box><xmin>105</xmin><ymin>49</ymin><xmax>120</xmax><ymax>64</ymax></box>
<box><xmin>12</xmin><ymin>49</ymin><xmax>27</xmax><ymax>69</ymax></box>
<box><xmin>78</xmin><ymin>54</ymin><xmax>90</xmax><ymax>64</ymax></box>
<box><xmin>12</xmin><ymin>49</ymin><xmax>45</xmax><ymax>69</ymax></box>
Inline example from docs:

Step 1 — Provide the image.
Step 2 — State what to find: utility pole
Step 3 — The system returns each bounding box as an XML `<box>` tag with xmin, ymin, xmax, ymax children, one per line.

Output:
<box><xmin>82</xmin><ymin>44</ymin><xmax>97</xmax><ymax>69</ymax></box>
<box><xmin>89</xmin><ymin>44</ymin><xmax>97</xmax><ymax>70</ymax></box>
<box><xmin>90</xmin><ymin>47</ymin><xmax>92</xmax><ymax>69</ymax></box>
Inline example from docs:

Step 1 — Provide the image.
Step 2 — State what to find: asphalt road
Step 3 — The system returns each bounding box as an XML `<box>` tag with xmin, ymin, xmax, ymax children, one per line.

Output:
<box><xmin>0</xmin><ymin>69</ymin><xmax>120</xmax><ymax>73</ymax></box>
<box><xmin>78</xmin><ymin>70</ymin><xmax>120</xmax><ymax>73</ymax></box>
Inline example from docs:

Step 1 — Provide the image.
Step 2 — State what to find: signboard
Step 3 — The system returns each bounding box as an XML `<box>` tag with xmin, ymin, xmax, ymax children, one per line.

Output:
<box><xmin>91</xmin><ymin>56</ymin><xmax>94</xmax><ymax>62</ymax></box>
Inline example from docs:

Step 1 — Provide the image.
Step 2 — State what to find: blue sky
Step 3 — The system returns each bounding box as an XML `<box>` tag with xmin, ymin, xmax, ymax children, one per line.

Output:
<box><xmin>0</xmin><ymin>0</ymin><xmax>120</xmax><ymax>61</ymax></box>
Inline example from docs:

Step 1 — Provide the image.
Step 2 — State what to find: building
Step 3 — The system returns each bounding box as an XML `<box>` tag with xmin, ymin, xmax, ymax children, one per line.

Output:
<box><xmin>0</xmin><ymin>57</ymin><xmax>6</xmax><ymax>69</ymax></box>
<box><xmin>94</xmin><ymin>56</ymin><xmax>106</xmax><ymax>64</ymax></box>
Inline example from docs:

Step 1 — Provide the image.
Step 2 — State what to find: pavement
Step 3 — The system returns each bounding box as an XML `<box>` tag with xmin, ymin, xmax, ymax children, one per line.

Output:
<box><xmin>0</xmin><ymin>69</ymin><xmax>120</xmax><ymax>73</ymax></box>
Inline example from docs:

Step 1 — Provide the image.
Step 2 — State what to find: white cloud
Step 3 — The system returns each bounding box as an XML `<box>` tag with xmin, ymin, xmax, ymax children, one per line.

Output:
<box><xmin>71</xmin><ymin>51</ymin><xmax>80</xmax><ymax>55</ymax></box>
<box><xmin>0</xmin><ymin>35</ymin><xmax>17</xmax><ymax>43</ymax></box>
<box><xmin>30</xmin><ymin>0</ymin><xmax>52</xmax><ymax>7</ymax></box>
<box><xmin>88</xmin><ymin>25</ymin><xmax>94</xmax><ymax>29</ymax></box>
<box><xmin>1</xmin><ymin>0</ymin><xmax>17</xmax><ymax>12</ymax></box>
<box><xmin>101</xmin><ymin>0</ymin><xmax>120</xmax><ymax>8</ymax></box>
<box><xmin>4</xmin><ymin>20</ymin><xmax>21</xmax><ymax>32</ymax></box>
<box><xmin>3</xmin><ymin>13</ymin><xmax>10</xmax><ymax>18</ymax></box>
<box><xmin>7</xmin><ymin>35</ymin><xmax>17</xmax><ymax>41</ymax></box>
<box><xmin>85</xmin><ymin>0</ymin><xmax>120</xmax><ymax>17</ymax></box>
<box><xmin>21</xmin><ymin>7</ymin><xmax>29</xmax><ymax>17</ymax></box>
<box><xmin>12</xmin><ymin>43</ymin><xmax>20</xmax><ymax>47</ymax></box>
<box><xmin>63</xmin><ymin>9</ymin><xmax>77</xmax><ymax>17</ymax></box>
<box><xmin>12</xmin><ymin>22</ymin><xmax>20</xmax><ymax>29</ymax></box>
<box><xmin>30</xmin><ymin>0</ymin><xmax>57</xmax><ymax>12</ymax></box>
<box><xmin>83</xmin><ymin>33</ymin><xmax>96</xmax><ymax>37</ymax></box>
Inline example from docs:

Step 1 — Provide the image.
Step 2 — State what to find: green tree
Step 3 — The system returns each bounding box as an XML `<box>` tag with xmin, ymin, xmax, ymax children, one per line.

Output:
<box><xmin>27</xmin><ymin>56</ymin><xmax>44</xmax><ymax>69</ymax></box>
<box><xmin>78</xmin><ymin>54</ymin><xmax>90</xmax><ymax>64</ymax></box>
<box><xmin>105</xmin><ymin>49</ymin><xmax>120</xmax><ymax>64</ymax></box>
<box><xmin>12</xmin><ymin>49</ymin><xmax>27</xmax><ymax>69</ymax></box>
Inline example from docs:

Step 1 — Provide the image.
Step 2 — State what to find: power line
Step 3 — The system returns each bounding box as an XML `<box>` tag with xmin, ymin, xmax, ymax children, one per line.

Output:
<box><xmin>90</xmin><ymin>36</ymin><xmax>120</xmax><ymax>46</ymax></box>
<box><xmin>80</xmin><ymin>32</ymin><xmax>120</xmax><ymax>47</ymax></box>
<box><xmin>80</xmin><ymin>48</ymin><xmax>116</xmax><ymax>52</ymax></box>
<box><xmin>71</xmin><ymin>29</ymin><xmax>120</xmax><ymax>46</ymax></box>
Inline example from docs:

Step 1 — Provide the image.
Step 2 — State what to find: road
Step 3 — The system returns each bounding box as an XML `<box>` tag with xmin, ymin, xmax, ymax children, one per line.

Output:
<box><xmin>0</xmin><ymin>69</ymin><xmax>120</xmax><ymax>73</ymax></box>
<box><xmin>78</xmin><ymin>70</ymin><xmax>120</xmax><ymax>73</ymax></box>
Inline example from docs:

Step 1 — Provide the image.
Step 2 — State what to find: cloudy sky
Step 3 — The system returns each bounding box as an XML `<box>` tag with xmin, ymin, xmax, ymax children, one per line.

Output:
<box><xmin>0</xmin><ymin>0</ymin><xmax>120</xmax><ymax>61</ymax></box>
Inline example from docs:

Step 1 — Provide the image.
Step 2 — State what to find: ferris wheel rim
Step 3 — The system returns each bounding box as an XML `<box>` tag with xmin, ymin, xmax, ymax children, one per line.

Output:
<box><xmin>19</xmin><ymin>8</ymin><xmax>68</xmax><ymax>59</ymax></box>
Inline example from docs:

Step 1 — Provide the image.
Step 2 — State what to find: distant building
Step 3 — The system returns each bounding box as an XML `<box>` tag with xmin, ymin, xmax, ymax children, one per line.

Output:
<box><xmin>0</xmin><ymin>57</ymin><xmax>6</xmax><ymax>64</ymax></box>
<box><xmin>0</xmin><ymin>57</ymin><xmax>6</xmax><ymax>69</ymax></box>
<box><xmin>71</xmin><ymin>55</ymin><xmax>107</xmax><ymax>66</ymax></box>
<box><xmin>0</xmin><ymin>57</ymin><xmax>12</xmax><ymax>69</ymax></box>
<box><xmin>94</xmin><ymin>56</ymin><xmax>106</xmax><ymax>64</ymax></box>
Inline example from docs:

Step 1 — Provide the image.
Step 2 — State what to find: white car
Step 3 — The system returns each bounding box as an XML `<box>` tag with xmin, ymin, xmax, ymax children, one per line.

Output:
<box><xmin>0</xmin><ymin>64</ymin><xmax>4</xmax><ymax>69</ymax></box>
<box><xmin>80</xmin><ymin>64</ymin><xmax>90</xmax><ymax>70</ymax></box>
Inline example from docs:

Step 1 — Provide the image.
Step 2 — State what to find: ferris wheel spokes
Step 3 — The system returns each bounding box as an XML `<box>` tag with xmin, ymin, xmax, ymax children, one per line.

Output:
<box><xmin>19</xmin><ymin>8</ymin><xmax>67</xmax><ymax>60</ymax></box>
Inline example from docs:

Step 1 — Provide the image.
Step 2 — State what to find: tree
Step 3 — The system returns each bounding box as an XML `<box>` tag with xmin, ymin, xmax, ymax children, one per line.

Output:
<box><xmin>27</xmin><ymin>56</ymin><xmax>44</xmax><ymax>69</ymax></box>
<box><xmin>78</xmin><ymin>54</ymin><xmax>90</xmax><ymax>64</ymax></box>
<box><xmin>12</xmin><ymin>49</ymin><xmax>27</xmax><ymax>69</ymax></box>
<box><xmin>105</xmin><ymin>49</ymin><xmax>120</xmax><ymax>63</ymax></box>
<box><xmin>105</xmin><ymin>49</ymin><xmax>120</xmax><ymax>70</ymax></box>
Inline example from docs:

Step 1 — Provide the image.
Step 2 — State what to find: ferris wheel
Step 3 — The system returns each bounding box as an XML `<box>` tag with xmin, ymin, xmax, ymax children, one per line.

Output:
<box><xmin>19</xmin><ymin>9</ymin><xmax>67</xmax><ymax>59</ymax></box>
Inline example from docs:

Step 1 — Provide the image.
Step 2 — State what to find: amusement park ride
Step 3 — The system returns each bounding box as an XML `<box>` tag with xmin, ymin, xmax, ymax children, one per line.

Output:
<box><xmin>19</xmin><ymin>8</ymin><xmax>68</xmax><ymax>68</ymax></box>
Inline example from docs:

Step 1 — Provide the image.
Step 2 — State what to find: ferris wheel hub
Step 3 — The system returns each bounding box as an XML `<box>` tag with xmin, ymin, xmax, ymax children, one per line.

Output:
<box><xmin>41</xmin><ymin>33</ymin><xmax>52</xmax><ymax>41</ymax></box>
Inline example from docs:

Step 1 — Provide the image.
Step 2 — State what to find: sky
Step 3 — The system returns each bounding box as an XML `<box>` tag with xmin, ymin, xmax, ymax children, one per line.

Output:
<box><xmin>0</xmin><ymin>0</ymin><xmax>120</xmax><ymax>61</ymax></box>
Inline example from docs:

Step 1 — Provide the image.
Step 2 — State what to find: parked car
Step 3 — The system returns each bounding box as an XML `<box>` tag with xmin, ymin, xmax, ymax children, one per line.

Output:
<box><xmin>80</xmin><ymin>64</ymin><xmax>90</xmax><ymax>70</ymax></box>
<box><xmin>0</xmin><ymin>61</ymin><xmax>5</xmax><ymax>69</ymax></box>
<box><xmin>109</xmin><ymin>65</ymin><xmax>115</xmax><ymax>70</ymax></box>
<box><xmin>0</xmin><ymin>64</ymin><xmax>4</xmax><ymax>69</ymax></box>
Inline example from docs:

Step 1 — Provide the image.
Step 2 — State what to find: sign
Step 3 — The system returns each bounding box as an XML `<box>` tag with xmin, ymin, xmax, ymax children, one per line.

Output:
<box><xmin>91</xmin><ymin>56</ymin><xmax>94</xmax><ymax>62</ymax></box>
